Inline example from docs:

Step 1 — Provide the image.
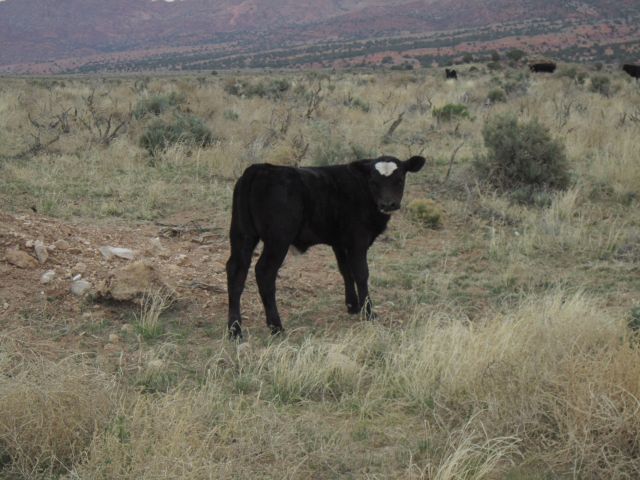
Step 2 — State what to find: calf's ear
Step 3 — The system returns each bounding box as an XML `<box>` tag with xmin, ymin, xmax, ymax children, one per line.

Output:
<box><xmin>404</xmin><ymin>155</ymin><xmax>426</xmax><ymax>172</ymax></box>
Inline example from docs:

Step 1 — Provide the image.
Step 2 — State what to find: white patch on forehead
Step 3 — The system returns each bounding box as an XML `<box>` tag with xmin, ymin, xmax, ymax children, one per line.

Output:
<box><xmin>374</xmin><ymin>161</ymin><xmax>398</xmax><ymax>177</ymax></box>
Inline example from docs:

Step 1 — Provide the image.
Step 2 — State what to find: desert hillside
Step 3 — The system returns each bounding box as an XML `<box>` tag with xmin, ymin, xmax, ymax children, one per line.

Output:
<box><xmin>1</xmin><ymin>0</ymin><xmax>638</xmax><ymax>73</ymax></box>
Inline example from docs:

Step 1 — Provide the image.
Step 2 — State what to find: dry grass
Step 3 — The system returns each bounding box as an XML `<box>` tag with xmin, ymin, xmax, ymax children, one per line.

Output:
<box><xmin>0</xmin><ymin>333</ymin><xmax>116</xmax><ymax>477</ymax></box>
<box><xmin>1</xmin><ymin>67</ymin><xmax>639</xmax><ymax>478</ymax></box>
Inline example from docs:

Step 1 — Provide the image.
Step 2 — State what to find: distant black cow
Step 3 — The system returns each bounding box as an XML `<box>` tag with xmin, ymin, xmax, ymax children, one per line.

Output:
<box><xmin>529</xmin><ymin>62</ymin><xmax>557</xmax><ymax>73</ymax></box>
<box><xmin>226</xmin><ymin>155</ymin><xmax>426</xmax><ymax>338</ymax></box>
<box><xmin>445</xmin><ymin>68</ymin><xmax>458</xmax><ymax>79</ymax></box>
<box><xmin>622</xmin><ymin>64</ymin><xmax>640</xmax><ymax>81</ymax></box>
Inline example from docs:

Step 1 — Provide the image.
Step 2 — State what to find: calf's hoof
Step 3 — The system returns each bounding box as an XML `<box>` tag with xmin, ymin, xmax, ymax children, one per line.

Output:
<box><xmin>347</xmin><ymin>303</ymin><xmax>360</xmax><ymax>315</ymax></box>
<box><xmin>228</xmin><ymin>321</ymin><xmax>243</xmax><ymax>341</ymax></box>
<box><xmin>269</xmin><ymin>324</ymin><xmax>285</xmax><ymax>336</ymax></box>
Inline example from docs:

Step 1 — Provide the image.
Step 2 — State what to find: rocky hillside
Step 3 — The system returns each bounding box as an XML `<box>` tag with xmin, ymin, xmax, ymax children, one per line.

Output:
<box><xmin>0</xmin><ymin>0</ymin><xmax>638</xmax><ymax>72</ymax></box>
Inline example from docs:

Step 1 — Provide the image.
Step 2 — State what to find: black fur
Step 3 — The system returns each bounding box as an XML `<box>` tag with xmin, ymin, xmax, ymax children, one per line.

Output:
<box><xmin>226</xmin><ymin>155</ymin><xmax>426</xmax><ymax>338</ymax></box>
<box><xmin>623</xmin><ymin>64</ymin><xmax>640</xmax><ymax>80</ymax></box>
<box><xmin>529</xmin><ymin>62</ymin><xmax>557</xmax><ymax>73</ymax></box>
<box><xmin>445</xmin><ymin>68</ymin><xmax>458</xmax><ymax>79</ymax></box>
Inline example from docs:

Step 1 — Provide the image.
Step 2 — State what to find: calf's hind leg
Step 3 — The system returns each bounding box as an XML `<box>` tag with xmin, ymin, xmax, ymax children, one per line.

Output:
<box><xmin>255</xmin><ymin>242</ymin><xmax>289</xmax><ymax>334</ymax></box>
<box><xmin>226</xmin><ymin>233</ymin><xmax>258</xmax><ymax>339</ymax></box>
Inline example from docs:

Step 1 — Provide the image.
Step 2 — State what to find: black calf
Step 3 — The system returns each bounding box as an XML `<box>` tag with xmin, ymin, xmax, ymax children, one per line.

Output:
<box><xmin>226</xmin><ymin>155</ymin><xmax>426</xmax><ymax>338</ymax></box>
<box><xmin>445</xmin><ymin>68</ymin><xmax>458</xmax><ymax>79</ymax></box>
<box><xmin>623</xmin><ymin>64</ymin><xmax>640</xmax><ymax>81</ymax></box>
<box><xmin>529</xmin><ymin>62</ymin><xmax>557</xmax><ymax>73</ymax></box>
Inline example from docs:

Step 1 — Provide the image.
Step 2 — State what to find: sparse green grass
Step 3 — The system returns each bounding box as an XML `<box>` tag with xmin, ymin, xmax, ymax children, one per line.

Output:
<box><xmin>1</xmin><ymin>68</ymin><xmax>639</xmax><ymax>478</ymax></box>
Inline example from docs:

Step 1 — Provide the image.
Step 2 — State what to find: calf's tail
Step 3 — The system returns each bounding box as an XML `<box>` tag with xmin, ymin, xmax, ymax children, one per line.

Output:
<box><xmin>230</xmin><ymin>165</ymin><xmax>259</xmax><ymax>237</ymax></box>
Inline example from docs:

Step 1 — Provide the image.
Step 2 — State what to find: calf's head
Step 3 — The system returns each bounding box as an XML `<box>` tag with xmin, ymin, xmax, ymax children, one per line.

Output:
<box><xmin>355</xmin><ymin>155</ymin><xmax>426</xmax><ymax>213</ymax></box>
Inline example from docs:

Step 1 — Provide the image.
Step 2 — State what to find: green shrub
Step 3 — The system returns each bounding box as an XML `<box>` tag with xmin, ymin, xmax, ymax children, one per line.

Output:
<box><xmin>505</xmin><ymin>49</ymin><xmax>526</xmax><ymax>62</ymax></box>
<box><xmin>487</xmin><ymin>88</ymin><xmax>507</xmax><ymax>103</ymax></box>
<box><xmin>432</xmin><ymin>104</ymin><xmax>470</xmax><ymax>122</ymax></box>
<box><xmin>223</xmin><ymin>110</ymin><xmax>239</xmax><ymax>121</ymax></box>
<box><xmin>589</xmin><ymin>74</ymin><xmax>611</xmax><ymax>96</ymax></box>
<box><xmin>343</xmin><ymin>96</ymin><xmax>370</xmax><ymax>112</ymax></box>
<box><xmin>140</xmin><ymin>115</ymin><xmax>214</xmax><ymax>157</ymax></box>
<box><xmin>223</xmin><ymin>78</ymin><xmax>291</xmax><ymax>99</ymax></box>
<box><xmin>476</xmin><ymin>114</ymin><xmax>569</xmax><ymax>199</ymax></box>
<box><xmin>133</xmin><ymin>92</ymin><xmax>184</xmax><ymax>119</ymax></box>
<box><xmin>407</xmin><ymin>199</ymin><xmax>443</xmax><ymax>228</ymax></box>
<box><xmin>629</xmin><ymin>307</ymin><xmax>640</xmax><ymax>332</ymax></box>
<box><xmin>557</xmin><ymin>66</ymin><xmax>587</xmax><ymax>85</ymax></box>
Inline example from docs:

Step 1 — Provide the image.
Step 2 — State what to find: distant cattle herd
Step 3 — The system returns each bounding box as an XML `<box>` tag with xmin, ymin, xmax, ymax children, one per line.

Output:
<box><xmin>443</xmin><ymin>61</ymin><xmax>639</xmax><ymax>80</ymax></box>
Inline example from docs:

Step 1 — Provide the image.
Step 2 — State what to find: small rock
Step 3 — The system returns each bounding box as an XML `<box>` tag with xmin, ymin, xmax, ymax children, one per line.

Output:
<box><xmin>34</xmin><ymin>240</ymin><xmax>49</xmax><ymax>264</ymax></box>
<box><xmin>95</xmin><ymin>260</ymin><xmax>175</xmax><ymax>303</ymax></box>
<box><xmin>25</xmin><ymin>239</ymin><xmax>35</xmax><ymax>248</ymax></box>
<box><xmin>2</xmin><ymin>302</ymin><xmax>8</xmax><ymax>310</ymax></box>
<box><xmin>71</xmin><ymin>279</ymin><xmax>92</xmax><ymax>296</ymax></box>
<box><xmin>54</xmin><ymin>239</ymin><xmax>70</xmax><ymax>250</ymax></box>
<box><xmin>100</xmin><ymin>246</ymin><xmax>135</xmax><ymax>260</ymax></box>
<box><xmin>108</xmin><ymin>333</ymin><xmax>120</xmax><ymax>343</ymax></box>
<box><xmin>40</xmin><ymin>270</ymin><xmax>56</xmax><ymax>284</ymax></box>
<box><xmin>6</xmin><ymin>248</ymin><xmax>39</xmax><ymax>269</ymax></box>
<box><xmin>72</xmin><ymin>273</ymin><xmax>82</xmax><ymax>281</ymax></box>
<box><xmin>120</xmin><ymin>324</ymin><xmax>134</xmax><ymax>333</ymax></box>
<box><xmin>72</xmin><ymin>262</ymin><xmax>87</xmax><ymax>275</ymax></box>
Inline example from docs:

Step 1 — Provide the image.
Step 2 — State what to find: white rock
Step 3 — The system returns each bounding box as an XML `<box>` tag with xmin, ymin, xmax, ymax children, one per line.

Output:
<box><xmin>40</xmin><ymin>270</ymin><xmax>56</xmax><ymax>284</ymax></box>
<box><xmin>108</xmin><ymin>333</ymin><xmax>120</xmax><ymax>343</ymax></box>
<box><xmin>25</xmin><ymin>239</ymin><xmax>35</xmax><ymax>248</ymax></box>
<box><xmin>71</xmin><ymin>279</ymin><xmax>92</xmax><ymax>296</ymax></box>
<box><xmin>73</xmin><ymin>273</ymin><xmax>82</xmax><ymax>281</ymax></box>
<box><xmin>34</xmin><ymin>240</ymin><xmax>49</xmax><ymax>264</ymax></box>
<box><xmin>100</xmin><ymin>246</ymin><xmax>135</xmax><ymax>260</ymax></box>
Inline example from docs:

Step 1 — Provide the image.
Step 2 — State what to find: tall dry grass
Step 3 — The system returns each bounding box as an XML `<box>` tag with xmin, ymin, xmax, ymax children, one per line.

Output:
<box><xmin>1</xmin><ymin>68</ymin><xmax>639</xmax><ymax>478</ymax></box>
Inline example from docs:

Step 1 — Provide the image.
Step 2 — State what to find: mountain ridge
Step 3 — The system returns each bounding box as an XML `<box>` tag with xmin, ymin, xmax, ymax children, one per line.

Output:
<box><xmin>1</xmin><ymin>0</ymin><xmax>638</xmax><ymax>73</ymax></box>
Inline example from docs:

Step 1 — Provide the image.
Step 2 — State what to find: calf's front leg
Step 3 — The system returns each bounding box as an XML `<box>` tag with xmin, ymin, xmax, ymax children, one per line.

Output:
<box><xmin>332</xmin><ymin>246</ymin><xmax>359</xmax><ymax>314</ymax></box>
<box><xmin>347</xmin><ymin>247</ymin><xmax>375</xmax><ymax>321</ymax></box>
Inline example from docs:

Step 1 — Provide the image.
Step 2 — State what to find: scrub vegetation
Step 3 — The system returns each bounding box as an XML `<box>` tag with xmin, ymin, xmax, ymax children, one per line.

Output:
<box><xmin>0</xmin><ymin>64</ymin><xmax>639</xmax><ymax>478</ymax></box>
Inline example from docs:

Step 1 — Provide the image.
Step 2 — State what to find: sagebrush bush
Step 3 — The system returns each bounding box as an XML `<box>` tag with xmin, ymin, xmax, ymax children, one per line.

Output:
<box><xmin>133</xmin><ymin>92</ymin><xmax>184</xmax><ymax>119</ymax></box>
<box><xmin>432</xmin><ymin>104</ymin><xmax>469</xmax><ymax>122</ymax></box>
<box><xmin>406</xmin><ymin>198</ymin><xmax>443</xmax><ymax>228</ymax></box>
<box><xmin>590</xmin><ymin>74</ymin><xmax>611</xmax><ymax>96</ymax></box>
<box><xmin>487</xmin><ymin>88</ymin><xmax>507</xmax><ymax>103</ymax></box>
<box><xmin>223</xmin><ymin>77</ymin><xmax>290</xmax><ymax>99</ymax></box>
<box><xmin>139</xmin><ymin>115</ymin><xmax>214</xmax><ymax>157</ymax></box>
<box><xmin>476</xmin><ymin>114</ymin><xmax>569</xmax><ymax>199</ymax></box>
<box><xmin>343</xmin><ymin>95</ymin><xmax>370</xmax><ymax>112</ymax></box>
